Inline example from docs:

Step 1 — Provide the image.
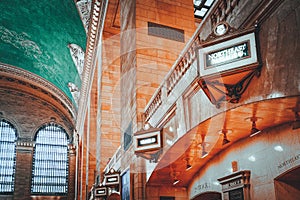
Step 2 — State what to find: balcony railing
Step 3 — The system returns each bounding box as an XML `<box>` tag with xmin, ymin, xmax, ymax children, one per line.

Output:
<box><xmin>144</xmin><ymin>31</ymin><xmax>201</xmax><ymax>122</ymax></box>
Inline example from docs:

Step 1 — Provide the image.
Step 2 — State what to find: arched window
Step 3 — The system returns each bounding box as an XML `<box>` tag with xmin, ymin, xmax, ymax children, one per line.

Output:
<box><xmin>31</xmin><ymin>123</ymin><xmax>69</xmax><ymax>195</ymax></box>
<box><xmin>0</xmin><ymin>119</ymin><xmax>17</xmax><ymax>193</ymax></box>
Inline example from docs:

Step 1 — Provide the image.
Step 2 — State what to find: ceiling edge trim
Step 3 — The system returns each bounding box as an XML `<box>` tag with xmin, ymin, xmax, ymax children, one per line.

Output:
<box><xmin>0</xmin><ymin>63</ymin><xmax>77</xmax><ymax>121</ymax></box>
<box><xmin>76</xmin><ymin>0</ymin><xmax>108</xmax><ymax>134</ymax></box>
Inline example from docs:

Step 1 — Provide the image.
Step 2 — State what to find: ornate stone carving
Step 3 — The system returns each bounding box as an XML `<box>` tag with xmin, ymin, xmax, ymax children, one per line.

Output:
<box><xmin>210</xmin><ymin>0</ymin><xmax>240</xmax><ymax>28</ymax></box>
<box><xmin>16</xmin><ymin>139</ymin><xmax>35</xmax><ymax>152</ymax></box>
<box><xmin>68</xmin><ymin>82</ymin><xmax>80</xmax><ymax>105</ymax></box>
<box><xmin>76</xmin><ymin>0</ymin><xmax>108</xmax><ymax>132</ymax></box>
<box><xmin>68</xmin><ymin>43</ymin><xmax>85</xmax><ymax>79</ymax></box>
<box><xmin>76</xmin><ymin>0</ymin><xmax>92</xmax><ymax>34</ymax></box>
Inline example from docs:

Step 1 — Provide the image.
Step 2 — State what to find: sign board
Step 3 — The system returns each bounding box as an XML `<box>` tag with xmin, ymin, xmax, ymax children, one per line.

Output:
<box><xmin>198</xmin><ymin>32</ymin><xmax>258</xmax><ymax>77</ymax></box>
<box><xmin>218</xmin><ymin>170</ymin><xmax>251</xmax><ymax>200</ymax></box>
<box><xmin>105</xmin><ymin>173</ymin><xmax>120</xmax><ymax>186</ymax></box>
<box><xmin>134</xmin><ymin>128</ymin><xmax>162</xmax><ymax>153</ymax></box>
<box><xmin>95</xmin><ymin>187</ymin><xmax>107</xmax><ymax>197</ymax></box>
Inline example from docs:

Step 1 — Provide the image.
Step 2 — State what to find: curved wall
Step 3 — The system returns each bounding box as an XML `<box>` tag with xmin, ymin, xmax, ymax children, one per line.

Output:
<box><xmin>189</xmin><ymin>123</ymin><xmax>300</xmax><ymax>199</ymax></box>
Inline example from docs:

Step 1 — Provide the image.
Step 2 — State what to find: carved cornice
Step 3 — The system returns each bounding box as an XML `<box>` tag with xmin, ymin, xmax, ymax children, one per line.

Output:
<box><xmin>17</xmin><ymin>141</ymin><xmax>34</xmax><ymax>147</ymax></box>
<box><xmin>76</xmin><ymin>0</ymin><xmax>92</xmax><ymax>34</ymax></box>
<box><xmin>76</xmin><ymin>0</ymin><xmax>108</xmax><ymax>134</ymax></box>
<box><xmin>16</xmin><ymin>140</ymin><xmax>35</xmax><ymax>152</ymax></box>
<box><xmin>210</xmin><ymin>0</ymin><xmax>241</xmax><ymax>28</ymax></box>
<box><xmin>0</xmin><ymin>63</ymin><xmax>76</xmax><ymax>123</ymax></box>
<box><xmin>68</xmin><ymin>43</ymin><xmax>85</xmax><ymax>79</ymax></box>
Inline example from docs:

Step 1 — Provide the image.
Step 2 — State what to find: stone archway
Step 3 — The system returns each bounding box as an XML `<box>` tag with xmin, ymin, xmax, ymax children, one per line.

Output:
<box><xmin>274</xmin><ymin>166</ymin><xmax>300</xmax><ymax>200</ymax></box>
<box><xmin>191</xmin><ymin>191</ymin><xmax>222</xmax><ymax>200</ymax></box>
<box><xmin>107</xmin><ymin>192</ymin><xmax>121</xmax><ymax>200</ymax></box>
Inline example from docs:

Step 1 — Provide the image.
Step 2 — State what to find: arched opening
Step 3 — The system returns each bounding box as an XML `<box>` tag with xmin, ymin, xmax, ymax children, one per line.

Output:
<box><xmin>274</xmin><ymin>165</ymin><xmax>300</xmax><ymax>199</ymax></box>
<box><xmin>107</xmin><ymin>192</ymin><xmax>120</xmax><ymax>200</ymax></box>
<box><xmin>31</xmin><ymin>123</ymin><xmax>69</xmax><ymax>195</ymax></box>
<box><xmin>0</xmin><ymin>119</ymin><xmax>17</xmax><ymax>194</ymax></box>
<box><xmin>191</xmin><ymin>191</ymin><xmax>222</xmax><ymax>200</ymax></box>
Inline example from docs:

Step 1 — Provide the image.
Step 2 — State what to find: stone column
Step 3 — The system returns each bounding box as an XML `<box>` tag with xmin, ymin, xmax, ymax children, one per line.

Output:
<box><xmin>68</xmin><ymin>145</ymin><xmax>76</xmax><ymax>200</ymax></box>
<box><xmin>14</xmin><ymin>141</ymin><xmax>34</xmax><ymax>200</ymax></box>
<box><xmin>132</xmin><ymin>157</ymin><xmax>146</xmax><ymax>200</ymax></box>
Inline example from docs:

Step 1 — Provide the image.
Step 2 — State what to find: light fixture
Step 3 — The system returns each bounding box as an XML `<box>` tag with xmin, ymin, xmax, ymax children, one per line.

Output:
<box><xmin>248</xmin><ymin>155</ymin><xmax>256</xmax><ymax>162</ymax></box>
<box><xmin>201</xmin><ymin>150</ymin><xmax>208</xmax><ymax>158</ymax></box>
<box><xmin>143</xmin><ymin>122</ymin><xmax>150</xmax><ymax>130</ymax></box>
<box><xmin>249</xmin><ymin>117</ymin><xmax>261</xmax><ymax>137</ymax></box>
<box><xmin>171</xmin><ymin>169</ymin><xmax>180</xmax><ymax>185</ymax></box>
<box><xmin>173</xmin><ymin>178</ymin><xmax>180</xmax><ymax>185</ymax></box>
<box><xmin>185</xmin><ymin>157</ymin><xmax>192</xmax><ymax>171</ymax></box>
<box><xmin>274</xmin><ymin>145</ymin><xmax>283</xmax><ymax>152</ymax></box>
<box><xmin>221</xmin><ymin>129</ymin><xmax>230</xmax><ymax>145</ymax></box>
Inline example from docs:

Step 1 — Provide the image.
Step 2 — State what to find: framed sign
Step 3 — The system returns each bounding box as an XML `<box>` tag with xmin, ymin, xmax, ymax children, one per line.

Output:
<box><xmin>105</xmin><ymin>173</ymin><xmax>120</xmax><ymax>186</ymax></box>
<box><xmin>198</xmin><ymin>32</ymin><xmax>258</xmax><ymax>77</ymax></box>
<box><xmin>94</xmin><ymin>187</ymin><xmax>107</xmax><ymax>197</ymax></box>
<box><xmin>134</xmin><ymin>128</ymin><xmax>162</xmax><ymax>153</ymax></box>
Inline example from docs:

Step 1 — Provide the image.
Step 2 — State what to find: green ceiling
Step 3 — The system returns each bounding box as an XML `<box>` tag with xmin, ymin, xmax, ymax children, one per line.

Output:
<box><xmin>0</xmin><ymin>0</ymin><xmax>86</xmax><ymax>103</ymax></box>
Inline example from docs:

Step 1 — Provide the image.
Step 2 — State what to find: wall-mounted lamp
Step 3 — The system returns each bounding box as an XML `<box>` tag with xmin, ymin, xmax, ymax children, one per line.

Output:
<box><xmin>171</xmin><ymin>168</ymin><xmax>180</xmax><ymax>186</ymax></box>
<box><xmin>201</xmin><ymin>149</ymin><xmax>208</xmax><ymax>158</ymax></box>
<box><xmin>249</xmin><ymin>117</ymin><xmax>261</xmax><ymax>137</ymax></box>
<box><xmin>220</xmin><ymin>129</ymin><xmax>230</xmax><ymax>145</ymax></box>
<box><xmin>173</xmin><ymin>178</ymin><xmax>180</xmax><ymax>185</ymax></box>
<box><xmin>185</xmin><ymin>157</ymin><xmax>192</xmax><ymax>171</ymax></box>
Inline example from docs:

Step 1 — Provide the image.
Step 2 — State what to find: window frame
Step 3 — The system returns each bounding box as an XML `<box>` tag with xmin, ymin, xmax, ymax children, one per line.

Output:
<box><xmin>31</xmin><ymin>123</ymin><xmax>70</xmax><ymax>196</ymax></box>
<box><xmin>0</xmin><ymin>119</ymin><xmax>17</xmax><ymax>194</ymax></box>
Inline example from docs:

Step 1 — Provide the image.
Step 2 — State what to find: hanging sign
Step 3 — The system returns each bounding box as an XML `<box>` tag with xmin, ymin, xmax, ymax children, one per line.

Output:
<box><xmin>105</xmin><ymin>173</ymin><xmax>120</xmax><ymax>186</ymax></box>
<box><xmin>94</xmin><ymin>187</ymin><xmax>107</xmax><ymax>197</ymax></box>
<box><xmin>134</xmin><ymin>128</ymin><xmax>162</xmax><ymax>153</ymax></box>
<box><xmin>198</xmin><ymin>31</ymin><xmax>258</xmax><ymax>77</ymax></box>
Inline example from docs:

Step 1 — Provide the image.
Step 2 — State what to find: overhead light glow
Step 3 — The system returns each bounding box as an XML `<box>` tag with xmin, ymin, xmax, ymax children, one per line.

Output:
<box><xmin>274</xmin><ymin>145</ymin><xmax>283</xmax><ymax>152</ymax></box>
<box><xmin>213</xmin><ymin>181</ymin><xmax>220</xmax><ymax>186</ymax></box>
<box><xmin>248</xmin><ymin>155</ymin><xmax>256</xmax><ymax>162</ymax></box>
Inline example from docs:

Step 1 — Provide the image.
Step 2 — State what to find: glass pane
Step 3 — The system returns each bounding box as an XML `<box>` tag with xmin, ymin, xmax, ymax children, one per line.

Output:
<box><xmin>204</xmin><ymin>0</ymin><xmax>214</xmax><ymax>6</ymax></box>
<box><xmin>195</xmin><ymin>8</ymin><xmax>208</xmax><ymax>17</ymax></box>
<box><xmin>194</xmin><ymin>0</ymin><xmax>214</xmax><ymax>19</ymax></box>
<box><xmin>193</xmin><ymin>0</ymin><xmax>202</xmax><ymax>7</ymax></box>
<box><xmin>0</xmin><ymin>120</ymin><xmax>17</xmax><ymax>193</ymax></box>
<box><xmin>31</xmin><ymin>124</ymin><xmax>69</xmax><ymax>195</ymax></box>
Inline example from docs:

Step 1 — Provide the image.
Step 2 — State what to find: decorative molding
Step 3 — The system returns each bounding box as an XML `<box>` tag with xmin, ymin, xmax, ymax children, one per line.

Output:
<box><xmin>68</xmin><ymin>43</ymin><xmax>85</xmax><ymax>79</ymax></box>
<box><xmin>68</xmin><ymin>144</ymin><xmax>77</xmax><ymax>154</ymax></box>
<box><xmin>16</xmin><ymin>139</ymin><xmax>35</xmax><ymax>152</ymax></box>
<box><xmin>76</xmin><ymin>0</ymin><xmax>108</xmax><ymax>134</ymax></box>
<box><xmin>0</xmin><ymin>63</ymin><xmax>76</xmax><ymax>122</ymax></box>
<box><xmin>202</xmin><ymin>22</ymin><xmax>237</xmax><ymax>43</ymax></box>
<box><xmin>17</xmin><ymin>141</ymin><xmax>34</xmax><ymax>147</ymax></box>
<box><xmin>68</xmin><ymin>82</ymin><xmax>80</xmax><ymax>105</ymax></box>
<box><xmin>144</xmin><ymin>89</ymin><xmax>162</xmax><ymax>121</ymax></box>
<box><xmin>76</xmin><ymin>0</ymin><xmax>92</xmax><ymax>34</ymax></box>
<box><xmin>210</xmin><ymin>0</ymin><xmax>241</xmax><ymax>28</ymax></box>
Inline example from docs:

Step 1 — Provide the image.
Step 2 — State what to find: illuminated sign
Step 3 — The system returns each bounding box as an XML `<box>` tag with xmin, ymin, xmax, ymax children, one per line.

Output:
<box><xmin>198</xmin><ymin>32</ymin><xmax>258</xmax><ymax>77</ymax></box>
<box><xmin>138</xmin><ymin>135</ymin><xmax>158</xmax><ymax>146</ymax></box>
<box><xmin>206</xmin><ymin>42</ymin><xmax>249</xmax><ymax>68</ymax></box>
<box><xmin>134</xmin><ymin>128</ymin><xmax>162</xmax><ymax>153</ymax></box>
<box><xmin>105</xmin><ymin>173</ymin><xmax>120</xmax><ymax>186</ymax></box>
<box><xmin>95</xmin><ymin>187</ymin><xmax>107</xmax><ymax>197</ymax></box>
